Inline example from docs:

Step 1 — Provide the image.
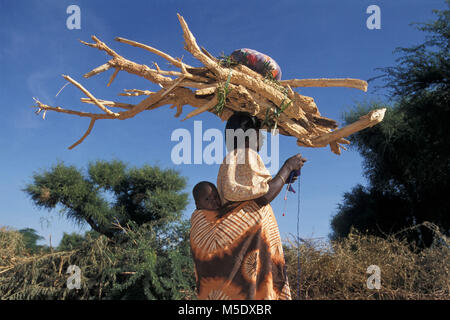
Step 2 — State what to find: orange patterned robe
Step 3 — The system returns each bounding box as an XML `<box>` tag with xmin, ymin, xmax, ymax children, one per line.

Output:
<box><xmin>190</xmin><ymin>148</ymin><xmax>291</xmax><ymax>300</ymax></box>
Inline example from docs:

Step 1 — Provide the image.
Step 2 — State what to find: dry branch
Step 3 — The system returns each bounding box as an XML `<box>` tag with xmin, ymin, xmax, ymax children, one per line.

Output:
<box><xmin>62</xmin><ymin>75</ymin><xmax>118</xmax><ymax>117</ymax></box>
<box><xmin>280</xmin><ymin>78</ymin><xmax>368</xmax><ymax>92</ymax></box>
<box><xmin>115</xmin><ymin>37</ymin><xmax>190</xmax><ymax>69</ymax></box>
<box><xmin>69</xmin><ymin>119</ymin><xmax>96</xmax><ymax>150</ymax></box>
<box><xmin>311</xmin><ymin>108</ymin><xmax>387</xmax><ymax>147</ymax></box>
<box><xmin>31</xmin><ymin>13</ymin><xmax>384</xmax><ymax>153</ymax></box>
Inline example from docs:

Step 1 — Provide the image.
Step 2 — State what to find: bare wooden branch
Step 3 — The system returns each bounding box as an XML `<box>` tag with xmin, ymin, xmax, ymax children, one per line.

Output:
<box><xmin>280</xmin><ymin>78</ymin><xmax>368</xmax><ymax>92</ymax></box>
<box><xmin>30</xmin><ymin>13</ymin><xmax>383</xmax><ymax>153</ymax></box>
<box><xmin>33</xmin><ymin>100</ymin><xmax>110</xmax><ymax>118</ymax></box>
<box><xmin>201</xmin><ymin>46</ymin><xmax>218</xmax><ymax>63</ymax></box>
<box><xmin>115</xmin><ymin>36</ymin><xmax>191</xmax><ymax>68</ymax></box>
<box><xmin>81</xmin><ymin>98</ymin><xmax>134</xmax><ymax>109</ymax></box>
<box><xmin>329</xmin><ymin>141</ymin><xmax>341</xmax><ymax>155</ymax></box>
<box><xmin>68</xmin><ymin>119</ymin><xmax>96</xmax><ymax>150</ymax></box>
<box><xmin>80</xmin><ymin>36</ymin><xmax>119</xmax><ymax>57</ymax></box>
<box><xmin>119</xmin><ymin>89</ymin><xmax>154</xmax><ymax>97</ymax></box>
<box><xmin>170</xmin><ymin>104</ymin><xmax>184</xmax><ymax>118</ymax></box>
<box><xmin>177</xmin><ymin>14</ymin><xmax>218</xmax><ymax>71</ymax></box>
<box><xmin>62</xmin><ymin>75</ymin><xmax>118</xmax><ymax>117</ymax></box>
<box><xmin>311</xmin><ymin>108</ymin><xmax>386</xmax><ymax>146</ymax></box>
<box><xmin>181</xmin><ymin>96</ymin><xmax>218</xmax><ymax>121</ymax></box>
<box><xmin>195</xmin><ymin>86</ymin><xmax>217</xmax><ymax>96</ymax></box>
<box><xmin>107</xmin><ymin>68</ymin><xmax>120</xmax><ymax>87</ymax></box>
<box><xmin>84</xmin><ymin>63</ymin><xmax>112</xmax><ymax>79</ymax></box>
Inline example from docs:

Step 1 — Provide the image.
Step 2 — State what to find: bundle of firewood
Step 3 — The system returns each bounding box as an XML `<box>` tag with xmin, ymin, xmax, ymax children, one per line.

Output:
<box><xmin>32</xmin><ymin>14</ymin><xmax>385</xmax><ymax>154</ymax></box>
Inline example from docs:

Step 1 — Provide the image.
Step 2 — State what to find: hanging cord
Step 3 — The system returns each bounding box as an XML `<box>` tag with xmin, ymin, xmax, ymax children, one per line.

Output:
<box><xmin>283</xmin><ymin>169</ymin><xmax>302</xmax><ymax>299</ymax></box>
<box><xmin>296</xmin><ymin>171</ymin><xmax>301</xmax><ymax>299</ymax></box>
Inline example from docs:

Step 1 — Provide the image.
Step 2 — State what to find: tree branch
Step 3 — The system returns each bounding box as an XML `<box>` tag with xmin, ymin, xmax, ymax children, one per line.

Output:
<box><xmin>30</xmin><ymin>13</ymin><xmax>382</xmax><ymax>153</ymax></box>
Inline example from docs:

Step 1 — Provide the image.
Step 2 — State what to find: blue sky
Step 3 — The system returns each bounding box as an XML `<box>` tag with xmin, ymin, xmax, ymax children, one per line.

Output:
<box><xmin>0</xmin><ymin>0</ymin><xmax>446</xmax><ymax>246</ymax></box>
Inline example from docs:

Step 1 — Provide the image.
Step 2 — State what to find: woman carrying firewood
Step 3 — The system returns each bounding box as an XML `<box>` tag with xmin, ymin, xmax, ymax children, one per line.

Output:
<box><xmin>190</xmin><ymin>111</ymin><xmax>306</xmax><ymax>300</ymax></box>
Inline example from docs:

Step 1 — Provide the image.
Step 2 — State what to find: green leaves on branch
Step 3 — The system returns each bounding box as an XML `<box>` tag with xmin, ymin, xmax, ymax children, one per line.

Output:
<box><xmin>261</xmin><ymin>97</ymin><xmax>292</xmax><ymax>132</ymax></box>
<box><xmin>213</xmin><ymin>70</ymin><xmax>233</xmax><ymax>116</ymax></box>
<box><xmin>23</xmin><ymin>160</ymin><xmax>189</xmax><ymax>238</ymax></box>
<box><xmin>6</xmin><ymin>160</ymin><xmax>195</xmax><ymax>299</ymax></box>
<box><xmin>331</xmin><ymin>4</ymin><xmax>450</xmax><ymax>247</ymax></box>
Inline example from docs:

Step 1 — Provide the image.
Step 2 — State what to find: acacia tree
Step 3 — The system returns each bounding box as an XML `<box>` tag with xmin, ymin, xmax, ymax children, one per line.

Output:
<box><xmin>18</xmin><ymin>228</ymin><xmax>45</xmax><ymax>253</ymax></box>
<box><xmin>24</xmin><ymin>160</ymin><xmax>188</xmax><ymax>238</ymax></box>
<box><xmin>21</xmin><ymin>160</ymin><xmax>195</xmax><ymax>299</ymax></box>
<box><xmin>330</xmin><ymin>3</ymin><xmax>450</xmax><ymax>247</ymax></box>
<box><xmin>57</xmin><ymin>230</ymin><xmax>100</xmax><ymax>251</ymax></box>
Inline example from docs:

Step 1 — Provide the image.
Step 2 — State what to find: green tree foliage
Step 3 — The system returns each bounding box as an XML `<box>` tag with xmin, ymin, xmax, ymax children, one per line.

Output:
<box><xmin>9</xmin><ymin>160</ymin><xmax>196</xmax><ymax>299</ymax></box>
<box><xmin>57</xmin><ymin>231</ymin><xmax>100</xmax><ymax>251</ymax></box>
<box><xmin>18</xmin><ymin>228</ymin><xmax>45</xmax><ymax>254</ymax></box>
<box><xmin>330</xmin><ymin>3</ymin><xmax>450</xmax><ymax>247</ymax></box>
<box><xmin>105</xmin><ymin>221</ymin><xmax>195</xmax><ymax>299</ymax></box>
<box><xmin>24</xmin><ymin>160</ymin><xmax>189</xmax><ymax>238</ymax></box>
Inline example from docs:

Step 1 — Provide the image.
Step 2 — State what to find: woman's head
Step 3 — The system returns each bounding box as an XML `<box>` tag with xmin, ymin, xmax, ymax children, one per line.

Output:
<box><xmin>225</xmin><ymin>112</ymin><xmax>263</xmax><ymax>152</ymax></box>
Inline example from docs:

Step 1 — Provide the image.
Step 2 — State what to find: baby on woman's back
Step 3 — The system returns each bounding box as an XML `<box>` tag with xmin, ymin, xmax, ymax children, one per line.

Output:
<box><xmin>192</xmin><ymin>181</ymin><xmax>221</xmax><ymax>211</ymax></box>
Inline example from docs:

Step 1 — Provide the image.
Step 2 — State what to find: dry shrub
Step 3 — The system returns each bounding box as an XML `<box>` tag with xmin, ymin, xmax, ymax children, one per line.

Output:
<box><xmin>0</xmin><ymin>226</ymin><xmax>106</xmax><ymax>299</ymax></box>
<box><xmin>284</xmin><ymin>222</ymin><xmax>449</xmax><ymax>300</ymax></box>
<box><xmin>0</xmin><ymin>227</ymin><xmax>26</xmax><ymax>267</ymax></box>
<box><xmin>0</xmin><ymin>223</ymin><xmax>195</xmax><ymax>300</ymax></box>
<box><xmin>2</xmin><ymin>223</ymin><xmax>448</xmax><ymax>300</ymax></box>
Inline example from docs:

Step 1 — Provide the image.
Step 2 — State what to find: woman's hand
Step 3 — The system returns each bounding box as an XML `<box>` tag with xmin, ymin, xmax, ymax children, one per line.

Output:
<box><xmin>284</xmin><ymin>154</ymin><xmax>307</xmax><ymax>173</ymax></box>
<box><xmin>290</xmin><ymin>175</ymin><xmax>299</xmax><ymax>184</ymax></box>
<box><xmin>255</xmin><ymin>154</ymin><xmax>307</xmax><ymax>206</ymax></box>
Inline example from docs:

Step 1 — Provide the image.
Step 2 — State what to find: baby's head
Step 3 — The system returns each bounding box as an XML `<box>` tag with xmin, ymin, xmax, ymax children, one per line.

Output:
<box><xmin>193</xmin><ymin>181</ymin><xmax>221</xmax><ymax>211</ymax></box>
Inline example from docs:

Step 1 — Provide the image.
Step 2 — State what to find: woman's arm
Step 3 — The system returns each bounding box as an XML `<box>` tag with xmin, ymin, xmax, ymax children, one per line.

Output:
<box><xmin>254</xmin><ymin>154</ymin><xmax>306</xmax><ymax>207</ymax></box>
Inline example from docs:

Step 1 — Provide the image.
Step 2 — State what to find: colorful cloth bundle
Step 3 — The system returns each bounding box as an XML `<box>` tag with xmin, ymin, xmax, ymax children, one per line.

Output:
<box><xmin>230</xmin><ymin>48</ymin><xmax>282</xmax><ymax>80</ymax></box>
